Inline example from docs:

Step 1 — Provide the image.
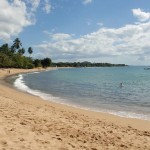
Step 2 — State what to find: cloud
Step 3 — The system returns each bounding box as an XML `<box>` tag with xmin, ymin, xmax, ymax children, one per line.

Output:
<box><xmin>25</xmin><ymin>0</ymin><xmax>40</xmax><ymax>12</ymax></box>
<box><xmin>97</xmin><ymin>22</ymin><xmax>103</xmax><ymax>27</ymax></box>
<box><xmin>132</xmin><ymin>8</ymin><xmax>150</xmax><ymax>22</ymax></box>
<box><xmin>43</xmin><ymin>31</ymin><xmax>73</xmax><ymax>41</ymax></box>
<box><xmin>50</xmin><ymin>33</ymin><xmax>73</xmax><ymax>41</ymax></box>
<box><xmin>0</xmin><ymin>0</ymin><xmax>32</xmax><ymax>41</ymax></box>
<box><xmin>0</xmin><ymin>0</ymin><xmax>52</xmax><ymax>41</ymax></box>
<box><xmin>43</xmin><ymin>0</ymin><xmax>52</xmax><ymax>14</ymax></box>
<box><xmin>35</xmin><ymin>21</ymin><xmax>150</xmax><ymax>62</ymax></box>
<box><xmin>83</xmin><ymin>0</ymin><xmax>93</xmax><ymax>5</ymax></box>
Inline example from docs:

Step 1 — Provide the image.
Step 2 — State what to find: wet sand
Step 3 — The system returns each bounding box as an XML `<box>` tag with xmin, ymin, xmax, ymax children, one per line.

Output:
<box><xmin>0</xmin><ymin>68</ymin><xmax>150</xmax><ymax>150</ymax></box>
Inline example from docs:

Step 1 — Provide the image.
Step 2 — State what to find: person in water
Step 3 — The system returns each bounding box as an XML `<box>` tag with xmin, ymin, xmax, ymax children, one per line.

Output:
<box><xmin>120</xmin><ymin>82</ymin><xmax>123</xmax><ymax>87</ymax></box>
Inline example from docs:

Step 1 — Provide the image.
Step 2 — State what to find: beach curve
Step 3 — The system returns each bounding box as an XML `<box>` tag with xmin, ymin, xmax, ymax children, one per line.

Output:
<box><xmin>0</xmin><ymin>68</ymin><xmax>150</xmax><ymax>150</ymax></box>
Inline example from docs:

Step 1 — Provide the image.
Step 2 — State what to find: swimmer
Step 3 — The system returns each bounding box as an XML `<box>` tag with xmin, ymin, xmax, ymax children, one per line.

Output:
<box><xmin>120</xmin><ymin>82</ymin><xmax>123</xmax><ymax>87</ymax></box>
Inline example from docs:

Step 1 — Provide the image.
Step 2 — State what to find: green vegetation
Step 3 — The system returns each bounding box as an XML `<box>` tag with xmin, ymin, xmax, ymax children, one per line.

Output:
<box><xmin>53</xmin><ymin>61</ymin><xmax>127</xmax><ymax>67</ymax></box>
<box><xmin>0</xmin><ymin>38</ymin><xmax>52</xmax><ymax>69</ymax></box>
<box><xmin>33</xmin><ymin>58</ymin><xmax>52</xmax><ymax>68</ymax></box>
<box><xmin>28</xmin><ymin>47</ymin><xmax>33</xmax><ymax>57</ymax></box>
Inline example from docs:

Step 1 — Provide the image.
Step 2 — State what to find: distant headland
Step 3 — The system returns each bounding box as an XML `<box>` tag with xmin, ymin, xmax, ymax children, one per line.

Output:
<box><xmin>53</xmin><ymin>61</ymin><xmax>127</xmax><ymax>67</ymax></box>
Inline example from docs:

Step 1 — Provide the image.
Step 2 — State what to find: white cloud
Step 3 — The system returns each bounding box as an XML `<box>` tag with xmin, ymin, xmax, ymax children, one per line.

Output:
<box><xmin>83</xmin><ymin>0</ymin><xmax>93</xmax><ymax>5</ymax></box>
<box><xmin>43</xmin><ymin>0</ymin><xmax>52</xmax><ymax>14</ymax></box>
<box><xmin>35</xmin><ymin>8</ymin><xmax>150</xmax><ymax>63</ymax></box>
<box><xmin>35</xmin><ymin>21</ymin><xmax>150</xmax><ymax>63</ymax></box>
<box><xmin>23</xmin><ymin>0</ymin><xmax>41</xmax><ymax>23</ymax></box>
<box><xmin>0</xmin><ymin>0</ymin><xmax>52</xmax><ymax>41</ymax></box>
<box><xmin>0</xmin><ymin>0</ymin><xmax>32</xmax><ymax>41</ymax></box>
<box><xmin>97</xmin><ymin>22</ymin><xmax>103</xmax><ymax>27</ymax></box>
<box><xmin>43</xmin><ymin>31</ymin><xmax>73</xmax><ymax>41</ymax></box>
<box><xmin>25</xmin><ymin>0</ymin><xmax>40</xmax><ymax>12</ymax></box>
<box><xmin>51</xmin><ymin>33</ymin><xmax>73</xmax><ymax>41</ymax></box>
<box><xmin>132</xmin><ymin>8</ymin><xmax>150</xmax><ymax>22</ymax></box>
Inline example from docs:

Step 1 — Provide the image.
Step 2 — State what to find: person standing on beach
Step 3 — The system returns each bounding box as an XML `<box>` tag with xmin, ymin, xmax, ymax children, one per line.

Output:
<box><xmin>7</xmin><ymin>70</ymin><xmax>10</xmax><ymax>74</ymax></box>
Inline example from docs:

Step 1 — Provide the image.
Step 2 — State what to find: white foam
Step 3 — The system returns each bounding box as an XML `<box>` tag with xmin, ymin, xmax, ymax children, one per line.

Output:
<box><xmin>100</xmin><ymin>109</ymin><xmax>150</xmax><ymax>121</ymax></box>
<box><xmin>25</xmin><ymin>71</ymin><xmax>40</xmax><ymax>75</ymax></box>
<box><xmin>14</xmin><ymin>74</ymin><xmax>29</xmax><ymax>91</ymax></box>
<box><xmin>14</xmin><ymin>74</ymin><xmax>68</xmax><ymax>103</ymax></box>
<box><xmin>13</xmin><ymin>74</ymin><xmax>150</xmax><ymax>121</ymax></box>
<box><xmin>66</xmin><ymin>105</ymin><xmax>150</xmax><ymax>121</ymax></box>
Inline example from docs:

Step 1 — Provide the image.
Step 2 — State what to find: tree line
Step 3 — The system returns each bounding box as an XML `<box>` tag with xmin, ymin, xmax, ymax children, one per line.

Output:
<box><xmin>0</xmin><ymin>38</ymin><xmax>52</xmax><ymax>69</ymax></box>
<box><xmin>53</xmin><ymin>61</ymin><xmax>127</xmax><ymax>67</ymax></box>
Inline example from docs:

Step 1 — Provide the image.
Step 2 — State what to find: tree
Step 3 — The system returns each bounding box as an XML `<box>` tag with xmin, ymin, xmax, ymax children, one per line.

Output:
<box><xmin>10</xmin><ymin>45</ymin><xmax>15</xmax><ymax>53</ymax></box>
<box><xmin>0</xmin><ymin>44</ymin><xmax>9</xmax><ymax>54</ymax></box>
<box><xmin>28</xmin><ymin>47</ymin><xmax>33</xmax><ymax>57</ymax></box>
<box><xmin>0</xmin><ymin>53</ymin><xmax>13</xmax><ymax>68</ymax></box>
<box><xmin>0</xmin><ymin>38</ymin><xmax>35</xmax><ymax>69</ymax></box>
<box><xmin>34</xmin><ymin>59</ymin><xmax>42</xmax><ymax>67</ymax></box>
<box><xmin>41</xmin><ymin>58</ymin><xmax>51</xmax><ymax>68</ymax></box>
<box><xmin>12</xmin><ymin>38</ymin><xmax>22</xmax><ymax>52</ymax></box>
<box><xmin>18</xmin><ymin>48</ymin><xmax>25</xmax><ymax>55</ymax></box>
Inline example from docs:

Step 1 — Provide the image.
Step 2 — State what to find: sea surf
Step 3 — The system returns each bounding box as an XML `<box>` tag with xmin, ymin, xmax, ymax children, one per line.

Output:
<box><xmin>13</xmin><ymin>67</ymin><xmax>150</xmax><ymax>120</ymax></box>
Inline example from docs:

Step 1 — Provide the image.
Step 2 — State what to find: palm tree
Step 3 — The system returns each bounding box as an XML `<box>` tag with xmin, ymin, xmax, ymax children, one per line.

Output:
<box><xmin>28</xmin><ymin>47</ymin><xmax>33</xmax><ymax>57</ymax></box>
<box><xmin>11</xmin><ymin>45</ymin><xmax>15</xmax><ymax>53</ymax></box>
<box><xmin>13</xmin><ymin>38</ymin><xmax>22</xmax><ymax>50</ymax></box>
<box><xmin>18</xmin><ymin>48</ymin><xmax>25</xmax><ymax>55</ymax></box>
<box><xmin>11</xmin><ymin>38</ymin><xmax>22</xmax><ymax>54</ymax></box>
<box><xmin>21</xmin><ymin>48</ymin><xmax>25</xmax><ymax>55</ymax></box>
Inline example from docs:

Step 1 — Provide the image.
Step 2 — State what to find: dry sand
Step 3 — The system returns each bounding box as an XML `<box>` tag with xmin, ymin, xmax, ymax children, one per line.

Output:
<box><xmin>0</xmin><ymin>68</ymin><xmax>150</xmax><ymax>150</ymax></box>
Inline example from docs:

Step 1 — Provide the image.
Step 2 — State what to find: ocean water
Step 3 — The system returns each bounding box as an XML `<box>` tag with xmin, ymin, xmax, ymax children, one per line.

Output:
<box><xmin>13</xmin><ymin>67</ymin><xmax>150</xmax><ymax>120</ymax></box>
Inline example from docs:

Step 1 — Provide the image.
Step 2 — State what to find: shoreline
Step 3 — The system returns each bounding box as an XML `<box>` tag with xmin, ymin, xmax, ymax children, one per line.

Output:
<box><xmin>0</xmin><ymin>68</ymin><xmax>150</xmax><ymax>149</ymax></box>
<box><xmin>11</xmin><ymin>68</ymin><xmax>150</xmax><ymax>122</ymax></box>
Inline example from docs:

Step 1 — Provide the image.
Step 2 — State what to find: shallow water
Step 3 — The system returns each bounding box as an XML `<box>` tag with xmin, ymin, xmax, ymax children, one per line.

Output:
<box><xmin>13</xmin><ymin>67</ymin><xmax>150</xmax><ymax>120</ymax></box>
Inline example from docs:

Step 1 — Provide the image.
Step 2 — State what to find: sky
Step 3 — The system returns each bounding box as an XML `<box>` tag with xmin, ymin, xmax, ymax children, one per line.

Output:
<box><xmin>0</xmin><ymin>0</ymin><xmax>150</xmax><ymax>65</ymax></box>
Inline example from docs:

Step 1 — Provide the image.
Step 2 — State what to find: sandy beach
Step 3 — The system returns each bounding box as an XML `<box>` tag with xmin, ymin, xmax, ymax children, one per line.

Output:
<box><xmin>0</xmin><ymin>68</ymin><xmax>150</xmax><ymax>150</ymax></box>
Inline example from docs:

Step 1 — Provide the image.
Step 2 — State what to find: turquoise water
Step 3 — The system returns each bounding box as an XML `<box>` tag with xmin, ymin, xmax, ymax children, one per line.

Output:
<box><xmin>14</xmin><ymin>67</ymin><xmax>150</xmax><ymax>120</ymax></box>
